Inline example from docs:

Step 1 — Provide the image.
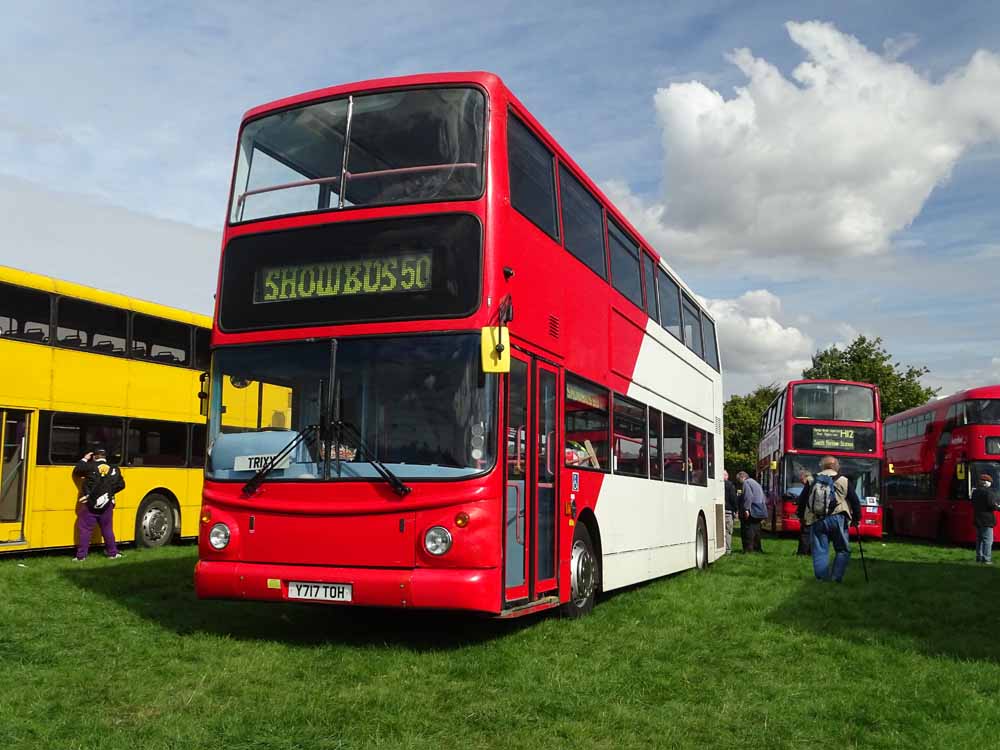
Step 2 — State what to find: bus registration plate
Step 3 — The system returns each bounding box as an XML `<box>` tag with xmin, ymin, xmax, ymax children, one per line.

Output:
<box><xmin>287</xmin><ymin>582</ymin><xmax>353</xmax><ymax>602</ymax></box>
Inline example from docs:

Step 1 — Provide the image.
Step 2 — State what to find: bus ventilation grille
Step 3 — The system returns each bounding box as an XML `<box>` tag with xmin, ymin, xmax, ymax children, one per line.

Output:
<box><xmin>715</xmin><ymin>506</ymin><xmax>725</xmax><ymax>549</ymax></box>
<box><xmin>547</xmin><ymin>315</ymin><xmax>560</xmax><ymax>339</ymax></box>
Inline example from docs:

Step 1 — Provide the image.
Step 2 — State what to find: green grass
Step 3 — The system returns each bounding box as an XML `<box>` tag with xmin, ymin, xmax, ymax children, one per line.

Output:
<box><xmin>2</xmin><ymin>537</ymin><xmax>999</xmax><ymax>749</ymax></box>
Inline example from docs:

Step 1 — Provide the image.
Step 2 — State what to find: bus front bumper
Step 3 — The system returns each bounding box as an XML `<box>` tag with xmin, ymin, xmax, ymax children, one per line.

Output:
<box><xmin>194</xmin><ymin>560</ymin><xmax>502</xmax><ymax>614</ymax></box>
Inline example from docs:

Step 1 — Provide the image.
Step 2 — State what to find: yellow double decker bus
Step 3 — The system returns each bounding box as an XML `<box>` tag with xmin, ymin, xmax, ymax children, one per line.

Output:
<box><xmin>0</xmin><ymin>265</ymin><xmax>220</xmax><ymax>552</ymax></box>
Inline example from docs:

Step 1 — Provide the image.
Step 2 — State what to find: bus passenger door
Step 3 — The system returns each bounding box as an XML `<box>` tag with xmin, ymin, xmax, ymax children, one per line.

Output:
<box><xmin>0</xmin><ymin>409</ymin><xmax>29</xmax><ymax>543</ymax></box>
<box><xmin>503</xmin><ymin>353</ymin><xmax>560</xmax><ymax>607</ymax></box>
<box><xmin>533</xmin><ymin>362</ymin><xmax>559</xmax><ymax>597</ymax></box>
<box><xmin>504</xmin><ymin>355</ymin><xmax>531</xmax><ymax>604</ymax></box>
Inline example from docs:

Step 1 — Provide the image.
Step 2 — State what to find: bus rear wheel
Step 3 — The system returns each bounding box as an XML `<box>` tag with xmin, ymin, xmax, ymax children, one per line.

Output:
<box><xmin>561</xmin><ymin>524</ymin><xmax>597</xmax><ymax>618</ymax></box>
<box><xmin>135</xmin><ymin>494</ymin><xmax>175</xmax><ymax>548</ymax></box>
<box><xmin>695</xmin><ymin>514</ymin><xmax>709</xmax><ymax>570</ymax></box>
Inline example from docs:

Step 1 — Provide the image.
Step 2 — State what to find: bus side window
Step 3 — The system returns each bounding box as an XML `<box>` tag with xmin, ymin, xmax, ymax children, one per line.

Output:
<box><xmin>49</xmin><ymin>413</ymin><xmax>125</xmax><ymax>464</ymax></box>
<box><xmin>0</xmin><ymin>281</ymin><xmax>51</xmax><ymax>343</ymax></box>
<box><xmin>193</xmin><ymin>327</ymin><xmax>211</xmax><ymax>370</ymax></box>
<box><xmin>508</xmin><ymin>114</ymin><xmax>558</xmax><ymax>240</ymax></box>
<box><xmin>56</xmin><ymin>298</ymin><xmax>126</xmax><ymax>354</ymax></box>
<box><xmin>127</xmin><ymin>419</ymin><xmax>188</xmax><ymax>467</ymax></box>
<box><xmin>608</xmin><ymin>220</ymin><xmax>643</xmax><ymax>310</ymax></box>
<box><xmin>662</xmin><ymin>414</ymin><xmax>687</xmax><ymax>484</ymax></box>
<box><xmin>133</xmin><ymin>313</ymin><xmax>190</xmax><ymax>366</ymax></box>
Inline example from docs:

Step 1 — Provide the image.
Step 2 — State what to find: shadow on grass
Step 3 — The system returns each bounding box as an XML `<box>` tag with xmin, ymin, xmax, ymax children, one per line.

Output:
<box><xmin>767</xmin><ymin>556</ymin><xmax>1000</xmax><ymax>663</ymax></box>
<box><xmin>60</xmin><ymin>554</ymin><xmax>534</xmax><ymax>650</ymax></box>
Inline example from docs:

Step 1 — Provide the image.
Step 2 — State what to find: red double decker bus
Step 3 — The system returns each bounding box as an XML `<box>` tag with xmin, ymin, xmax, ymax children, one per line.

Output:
<box><xmin>758</xmin><ymin>380</ymin><xmax>883</xmax><ymax>538</ymax></box>
<box><xmin>883</xmin><ymin>385</ymin><xmax>1000</xmax><ymax>543</ymax></box>
<box><xmin>195</xmin><ymin>72</ymin><xmax>725</xmax><ymax>617</ymax></box>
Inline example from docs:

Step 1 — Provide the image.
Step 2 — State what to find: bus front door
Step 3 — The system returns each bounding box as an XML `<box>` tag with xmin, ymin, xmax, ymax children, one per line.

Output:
<box><xmin>0</xmin><ymin>409</ymin><xmax>29</xmax><ymax>543</ymax></box>
<box><xmin>503</xmin><ymin>353</ymin><xmax>560</xmax><ymax>607</ymax></box>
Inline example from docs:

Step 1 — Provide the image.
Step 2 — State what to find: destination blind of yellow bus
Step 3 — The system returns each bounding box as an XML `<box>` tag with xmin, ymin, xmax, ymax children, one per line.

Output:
<box><xmin>254</xmin><ymin>251</ymin><xmax>433</xmax><ymax>304</ymax></box>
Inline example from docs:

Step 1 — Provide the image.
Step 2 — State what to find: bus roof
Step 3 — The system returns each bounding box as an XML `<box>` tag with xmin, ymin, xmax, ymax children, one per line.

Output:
<box><xmin>0</xmin><ymin>264</ymin><xmax>210</xmax><ymax>328</ymax></box>
<box><xmin>236</xmin><ymin>71</ymin><xmax>714</xmax><ymax>321</ymax></box>
<box><xmin>885</xmin><ymin>384</ymin><xmax>1000</xmax><ymax>424</ymax></box>
<box><xmin>786</xmin><ymin>379</ymin><xmax>877</xmax><ymax>390</ymax></box>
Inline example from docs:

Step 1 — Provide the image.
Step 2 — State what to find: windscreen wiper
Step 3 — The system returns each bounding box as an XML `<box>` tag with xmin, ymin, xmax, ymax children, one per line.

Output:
<box><xmin>333</xmin><ymin>419</ymin><xmax>411</xmax><ymax>497</ymax></box>
<box><xmin>241</xmin><ymin>424</ymin><xmax>319</xmax><ymax>498</ymax></box>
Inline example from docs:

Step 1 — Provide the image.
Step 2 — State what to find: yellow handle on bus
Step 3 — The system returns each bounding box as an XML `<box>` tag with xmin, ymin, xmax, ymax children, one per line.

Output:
<box><xmin>481</xmin><ymin>326</ymin><xmax>510</xmax><ymax>373</ymax></box>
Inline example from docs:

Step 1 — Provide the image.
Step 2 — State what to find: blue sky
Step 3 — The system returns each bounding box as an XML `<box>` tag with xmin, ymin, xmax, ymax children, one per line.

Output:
<box><xmin>2</xmin><ymin>1</ymin><xmax>998</xmax><ymax>397</ymax></box>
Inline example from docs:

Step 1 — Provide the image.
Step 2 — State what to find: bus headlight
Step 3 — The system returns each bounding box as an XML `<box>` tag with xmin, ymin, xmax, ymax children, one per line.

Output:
<box><xmin>209</xmin><ymin>523</ymin><xmax>231</xmax><ymax>550</ymax></box>
<box><xmin>424</xmin><ymin>526</ymin><xmax>453</xmax><ymax>556</ymax></box>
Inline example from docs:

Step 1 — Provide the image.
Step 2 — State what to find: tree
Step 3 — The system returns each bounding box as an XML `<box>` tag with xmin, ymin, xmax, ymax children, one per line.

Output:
<box><xmin>802</xmin><ymin>335</ymin><xmax>938</xmax><ymax>417</ymax></box>
<box><xmin>723</xmin><ymin>384</ymin><xmax>780</xmax><ymax>476</ymax></box>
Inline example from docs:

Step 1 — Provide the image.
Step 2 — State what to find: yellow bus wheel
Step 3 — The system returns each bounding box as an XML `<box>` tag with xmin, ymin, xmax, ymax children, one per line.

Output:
<box><xmin>135</xmin><ymin>494</ymin><xmax>175</xmax><ymax>548</ymax></box>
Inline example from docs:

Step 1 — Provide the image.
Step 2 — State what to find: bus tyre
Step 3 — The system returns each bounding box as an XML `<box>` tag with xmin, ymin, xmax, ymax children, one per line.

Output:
<box><xmin>561</xmin><ymin>524</ymin><xmax>598</xmax><ymax>618</ymax></box>
<box><xmin>695</xmin><ymin>514</ymin><xmax>709</xmax><ymax>570</ymax></box>
<box><xmin>135</xmin><ymin>494</ymin><xmax>175</xmax><ymax>548</ymax></box>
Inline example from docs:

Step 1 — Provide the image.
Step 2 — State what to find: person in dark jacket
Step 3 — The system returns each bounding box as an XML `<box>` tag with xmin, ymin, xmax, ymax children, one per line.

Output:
<box><xmin>972</xmin><ymin>473</ymin><xmax>1000</xmax><ymax>564</ymax></box>
<box><xmin>723</xmin><ymin>470</ymin><xmax>739</xmax><ymax>554</ymax></box>
<box><xmin>737</xmin><ymin>471</ymin><xmax>767</xmax><ymax>553</ymax></box>
<box><xmin>73</xmin><ymin>447</ymin><xmax>126</xmax><ymax>561</ymax></box>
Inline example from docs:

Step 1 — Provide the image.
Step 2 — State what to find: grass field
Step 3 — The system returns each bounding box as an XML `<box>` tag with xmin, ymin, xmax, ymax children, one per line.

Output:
<box><xmin>2</xmin><ymin>536</ymin><xmax>999</xmax><ymax>749</ymax></box>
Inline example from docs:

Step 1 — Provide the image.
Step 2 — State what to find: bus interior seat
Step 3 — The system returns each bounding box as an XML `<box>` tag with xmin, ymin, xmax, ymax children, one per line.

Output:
<box><xmin>59</xmin><ymin>335</ymin><xmax>85</xmax><ymax>347</ymax></box>
<box><xmin>154</xmin><ymin>351</ymin><xmax>181</xmax><ymax>363</ymax></box>
<box><xmin>92</xmin><ymin>339</ymin><xmax>117</xmax><ymax>353</ymax></box>
<box><xmin>132</xmin><ymin>343</ymin><xmax>148</xmax><ymax>356</ymax></box>
<box><xmin>22</xmin><ymin>326</ymin><xmax>48</xmax><ymax>342</ymax></box>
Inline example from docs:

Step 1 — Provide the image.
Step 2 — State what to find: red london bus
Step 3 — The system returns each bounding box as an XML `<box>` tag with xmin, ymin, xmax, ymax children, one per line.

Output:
<box><xmin>883</xmin><ymin>385</ymin><xmax>1000</xmax><ymax>544</ymax></box>
<box><xmin>758</xmin><ymin>380</ymin><xmax>884</xmax><ymax>539</ymax></box>
<box><xmin>195</xmin><ymin>72</ymin><xmax>725</xmax><ymax>617</ymax></box>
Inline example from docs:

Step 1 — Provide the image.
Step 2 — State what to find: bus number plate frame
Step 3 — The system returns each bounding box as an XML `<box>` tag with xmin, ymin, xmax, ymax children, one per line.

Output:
<box><xmin>287</xmin><ymin>582</ymin><xmax>353</xmax><ymax>602</ymax></box>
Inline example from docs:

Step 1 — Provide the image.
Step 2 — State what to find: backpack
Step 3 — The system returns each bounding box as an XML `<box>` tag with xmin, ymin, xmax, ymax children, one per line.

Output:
<box><xmin>85</xmin><ymin>464</ymin><xmax>126</xmax><ymax>514</ymax></box>
<box><xmin>806</xmin><ymin>473</ymin><xmax>840</xmax><ymax>520</ymax></box>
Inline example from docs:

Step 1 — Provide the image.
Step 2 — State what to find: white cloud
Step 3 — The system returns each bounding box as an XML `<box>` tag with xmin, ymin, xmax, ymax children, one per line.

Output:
<box><xmin>609</xmin><ymin>21</ymin><xmax>1000</xmax><ymax>268</ymax></box>
<box><xmin>701</xmin><ymin>290</ymin><xmax>813</xmax><ymax>392</ymax></box>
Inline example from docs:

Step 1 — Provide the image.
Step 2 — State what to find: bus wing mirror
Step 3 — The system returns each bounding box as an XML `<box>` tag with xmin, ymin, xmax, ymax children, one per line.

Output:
<box><xmin>481</xmin><ymin>326</ymin><xmax>510</xmax><ymax>373</ymax></box>
<box><xmin>198</xmin><ymin>371</ymin><xmax>210</xmax><ymax>418</ymax></box>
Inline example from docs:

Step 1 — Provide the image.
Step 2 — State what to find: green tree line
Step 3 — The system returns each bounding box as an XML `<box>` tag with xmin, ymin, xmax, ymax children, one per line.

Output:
<box><xmin>723</xmin><ymin>335</ymin><xmax>939</xmax><ymax>475</ymax></box>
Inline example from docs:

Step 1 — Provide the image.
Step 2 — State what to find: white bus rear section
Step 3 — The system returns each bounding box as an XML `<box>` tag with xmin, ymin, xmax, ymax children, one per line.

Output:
<box><xmin>593</xmin><ymin>317</ymin><xmax>725</xmax><ymax>593</ymax></box>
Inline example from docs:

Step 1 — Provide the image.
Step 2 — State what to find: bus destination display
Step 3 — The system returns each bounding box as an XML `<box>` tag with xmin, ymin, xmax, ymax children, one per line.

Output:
<box><xmin>792</xmin><ymin>424</ymin><xmax>876</xmax><ymax>453</ymax></box>
<box><xmin>254</xmin><ymin>253</ymin><xmax>432</xmax><ymax>304</ymax></box>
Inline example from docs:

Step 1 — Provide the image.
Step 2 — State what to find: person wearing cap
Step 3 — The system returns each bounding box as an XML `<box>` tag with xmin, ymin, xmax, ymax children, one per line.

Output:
<box><xmin>971</xmin><ymin>472</ymin><xmax>1000</xmax><ymax>564</ymax></box>
<box><xmin>72</xmin><ymin>447</ymin><xmax>126</xmax><ymax>561</ymax></box>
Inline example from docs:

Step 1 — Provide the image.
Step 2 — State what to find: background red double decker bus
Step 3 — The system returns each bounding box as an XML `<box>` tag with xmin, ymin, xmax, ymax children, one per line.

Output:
<box><xmin>883</xmin><ymin>385</ymin><xmax>1000</xmax><ymax>544</ymax></box>
<box><xmin>758</xmin><ymin>379</ymin><xmax>884</xmax><ymax>538</ymax></box>
<box><xmin>195</xmin><ymin>72</ymin><xmax>726</xmax><ymax>618</ymax></box>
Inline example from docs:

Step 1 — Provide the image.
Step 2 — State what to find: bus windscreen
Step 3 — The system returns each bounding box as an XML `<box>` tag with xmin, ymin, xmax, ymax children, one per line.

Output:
<box><xmin>792</xmin><ymin>383</ymin><xmax>874</xmax><ymax>422</ymax></box>
<box><xmin>231</xmin><ymin>87</ymin><xmax>485</xmax><ymax>224</ymax></box>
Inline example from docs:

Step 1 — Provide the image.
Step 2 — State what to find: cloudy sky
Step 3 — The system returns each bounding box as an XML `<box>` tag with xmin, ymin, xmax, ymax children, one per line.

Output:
<box><xmin>2</xmin><ymin>1</ymin><xmax>999</xmax><ymax>397</ymax></box>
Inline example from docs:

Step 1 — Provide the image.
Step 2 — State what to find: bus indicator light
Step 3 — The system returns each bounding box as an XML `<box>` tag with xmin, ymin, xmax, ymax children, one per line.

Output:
<box><xmin>455</xmin><ymin>512</ymin><xmax>470</xmax><ymax>528</ymax></box>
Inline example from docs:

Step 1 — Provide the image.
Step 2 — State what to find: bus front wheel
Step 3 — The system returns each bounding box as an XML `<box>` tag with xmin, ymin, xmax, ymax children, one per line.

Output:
<box><xmin>561</xmin><ymin>524</ymin><xmax>598</xmax><ymax>618</ymax></box>
<box><xmin>135</xmin><ymin>494</ymin><xmax>175</xmax><ymax>548</ymax></box>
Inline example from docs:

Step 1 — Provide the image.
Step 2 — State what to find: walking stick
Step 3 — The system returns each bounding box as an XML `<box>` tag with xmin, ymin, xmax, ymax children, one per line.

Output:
<box><xmin>855</xmin><ymin>523</ymin><xmax>869</xmax><ymax>583</ymax></box>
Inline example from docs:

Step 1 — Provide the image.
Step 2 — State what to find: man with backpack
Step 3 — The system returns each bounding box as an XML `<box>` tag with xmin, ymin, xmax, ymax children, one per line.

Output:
<box><xmin>737</xmin><ymin>471</ymin><xmax>767</xmax><ymax>553</ymax></box>
<box><xmin>802</xmin><ymin>456</ymin><xmax>861</xmax><ymax>582</ymax></box>
<box><xmin>72</xmin><ymin>447</ymin><xmax>126</xmax><ymax>561</ymax></box>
